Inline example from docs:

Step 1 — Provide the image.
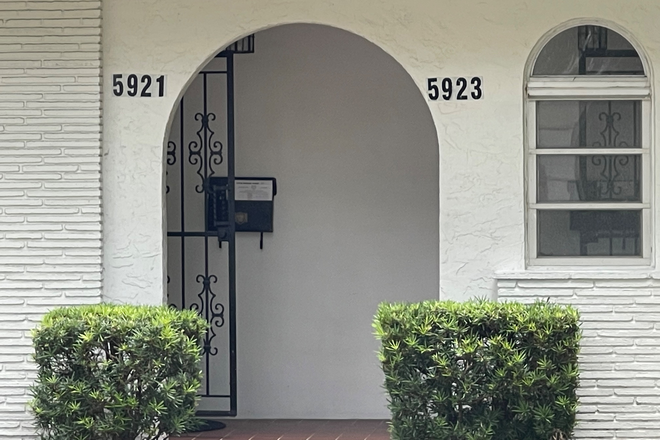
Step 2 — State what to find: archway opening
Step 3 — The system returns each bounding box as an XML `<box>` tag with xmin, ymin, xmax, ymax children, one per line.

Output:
<box><xmin>165</xmin><ymin>23</ymin><xmax>439</xmax><ymax>420</ymax></box>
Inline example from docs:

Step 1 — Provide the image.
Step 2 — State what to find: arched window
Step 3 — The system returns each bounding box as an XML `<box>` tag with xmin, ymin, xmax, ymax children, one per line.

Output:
<box><xmin>526</xmin><ymin>25</ymin><xmax>651</xmax><ymax>265</ymax></box>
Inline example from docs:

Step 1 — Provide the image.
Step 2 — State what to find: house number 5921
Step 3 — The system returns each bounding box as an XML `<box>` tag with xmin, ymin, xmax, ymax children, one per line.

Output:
<box><xmin>112</xmin><ymin>74</ymin><xmax>166</xmax><ymax>97</ymax></box>
<box><xmin>427</xmin><ymin>77</ymin><xmax>483</xmax><ymax>101</ymax></box>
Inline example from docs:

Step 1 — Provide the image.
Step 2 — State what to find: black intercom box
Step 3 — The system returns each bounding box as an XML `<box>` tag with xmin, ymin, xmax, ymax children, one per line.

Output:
<box><xmin>206</xmin><ymin>177</ymin><xmax>277</xmax><ymax>233</ymax></box>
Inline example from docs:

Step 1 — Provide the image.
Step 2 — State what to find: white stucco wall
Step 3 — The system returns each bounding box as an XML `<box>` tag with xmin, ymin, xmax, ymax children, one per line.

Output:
<box><xmin>99</xmin><ymin>0</ymin><xmax>660</xmax><ymax>436</ymax></box>
<box><xmin>166</xmin><ymin>24</ymin><xmax>439</xmax><ymax>418</ymax></box>
<box><xmin>103</xmin><ymin>0</ymin><xmax>660</xmax><ymax>305</ymax></box>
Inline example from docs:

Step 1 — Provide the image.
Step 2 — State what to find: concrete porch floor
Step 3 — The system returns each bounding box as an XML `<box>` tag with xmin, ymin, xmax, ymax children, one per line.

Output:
<box><xmin>176</xmin><ymin>419</ymin><xmax>390</xmax><ymax>440</ymax></box>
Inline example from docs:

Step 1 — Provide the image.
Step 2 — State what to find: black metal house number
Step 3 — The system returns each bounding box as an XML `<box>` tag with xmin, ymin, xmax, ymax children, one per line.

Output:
<box><xmin>112</xmin><ymin>74</ymin><xmax>166</xmax><ymax>97</ymax></box>
<box><xmin>427</xmin><ymin>77</ymin><xmax>483</xmax><ymax>101</ymax></box>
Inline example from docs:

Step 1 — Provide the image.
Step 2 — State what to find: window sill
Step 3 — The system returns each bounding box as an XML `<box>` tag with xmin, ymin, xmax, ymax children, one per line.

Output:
<box><xmin>527</xmin><ymin>257</ymin><xmax>651</xmax><ymax>267</ymax></box>
<box><xmin>495</xmin><ymin>269</ymin><xmax>658</xmax><ymax>281</ymax></box>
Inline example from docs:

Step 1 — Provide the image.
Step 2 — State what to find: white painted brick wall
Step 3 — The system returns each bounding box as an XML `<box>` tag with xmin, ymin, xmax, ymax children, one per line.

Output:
<box><xmin>498</xmin><ymin>274</ymin><xmax>660</xmax><ymax>440</ymax></box>
<box><xmin>0</xmin><ymin>1</ymin><xmax>102</xmax><ymax>438</ymax></box>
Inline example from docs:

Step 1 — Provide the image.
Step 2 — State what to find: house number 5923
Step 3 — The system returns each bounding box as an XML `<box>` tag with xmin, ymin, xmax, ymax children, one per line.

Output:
<box><xmin>112</xmin><ymin>74</ymin><xmax>166</xmax><ymax>97</ymax></box>
<box><xmin>427</xmin><ymin>77</ymin><xmax>483</xmax><ymax>101</ymax></box>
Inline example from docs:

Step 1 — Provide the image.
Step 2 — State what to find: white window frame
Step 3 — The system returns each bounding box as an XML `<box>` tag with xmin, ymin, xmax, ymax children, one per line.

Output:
<box><xmin>526</xmin><ymin>75</ymin><xmax>652</xmax><ymax>267</ymax></box>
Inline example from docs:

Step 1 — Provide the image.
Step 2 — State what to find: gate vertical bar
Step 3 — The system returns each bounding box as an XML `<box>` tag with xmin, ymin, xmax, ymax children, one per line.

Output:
<box><xmin>226</xmin><ymin>51</ymin><xmax>238</xmax><ymax>416</ymax></box>
<box><xmin>179</xmin><ymin>98</ymin><xmax>186</xmax><ymax>310</ymax></box>
<box><xmin>202</xmin><ymin>73</ymin><xmax>212</xmax><ymax>396</ymax></box>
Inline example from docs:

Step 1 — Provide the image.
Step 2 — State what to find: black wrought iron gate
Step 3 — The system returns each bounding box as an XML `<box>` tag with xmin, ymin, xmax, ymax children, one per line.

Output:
<box><xmin>166</xmin><ymin>36</ymin><xmax>254</xmax><ymax>417</ymax></box>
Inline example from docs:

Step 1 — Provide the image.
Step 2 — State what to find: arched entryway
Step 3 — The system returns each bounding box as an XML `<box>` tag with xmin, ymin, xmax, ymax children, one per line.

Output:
<box><xmin>165</xmin><ymin>23</ymin><xmax>439</xmax><ymax>420</ymax></box>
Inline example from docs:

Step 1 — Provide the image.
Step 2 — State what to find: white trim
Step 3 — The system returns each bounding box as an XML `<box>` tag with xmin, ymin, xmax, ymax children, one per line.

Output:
<box><xmin>523</xmin><ymin>18</ymin><xmax>654</xmax><ymax>81</ymax></box>
<box><xmin>525</xmin><ymin>105</ymin><xmax>537</xmax><ymax>265</ymax></box>
<box><xmin>496</xmin><ymin>269</ymin><xmax>660</xmax><ymax>280</ymax></box>
<box><xmin>524</xmin><ymin>26</ymin><xmax>652</xmax><ymax>267</ymax></box>
<box><xmin>528</xmin><ymin>77</ymin><xmax>650</xmax><ymax>99</ymax></box>
<box><xmin>530</xmin><ymin>203</ymin><xmax>648</xmax><ymax>210</ymax></box>
<box><xmin>642</xmin><ymin>99</ymin><xmax>652</xmax><ymax>204</ymax></box>
<box><xmin>644</xmin><ymin>208</ymin><xmax>653</xmax><ymax>258</ymax></box>
<box><xmin>528</xmin><ymin>256</ymin><xmax>651</xmax><ymax>267</ymax></box>
<box><xmin>527</xmin><ymin>209</ymin><xmax>538</xmax><ymax>266</ymax></box>
<box><xmin>531</xmin><ymin>76</ymin><xmax>649</xmax><ymax>83</ymax></box>
<box><xmin>533</xmin><ymin>148</ymin><xmax>644</xmax><ymax>155</ymax></box>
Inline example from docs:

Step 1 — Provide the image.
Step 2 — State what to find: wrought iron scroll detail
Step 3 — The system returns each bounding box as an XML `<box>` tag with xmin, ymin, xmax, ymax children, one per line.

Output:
<box><xmin>586</xmin><ymin>102</ymin><xmax>638</xmax><ymax>201</ymax></box>
<box><xmin>188</xmin><ymin>113</ymin><xmax>206</xmax><ymax>193</ymax></box>
<box><xmin>592</xmin><ymin>107</ymin><xmax>628</xmax><ymax>149</ymax></box>
<box><xmin>166</xmin><ymin>141</ymin><xmax>176</xmax><ymax>194</ymax></box>
<box><xmin>167</xmin><ymin>141</ymin><xmax>177</xmax><ymax>165</ymax></box>
<box><xmin>205</xmin><ymin>112</ymin><xmax>224</xmax><ymax>176</ymax></box>
<box><xmin>209</xmin><ymin>140</ymin><xmax>224</xmax><ymax>177</ymax></box>
<box><xmin>190</xmin><ymin>274</ymin><xmax>225</xmax><ymax>356</ymax></box>
<box><xmin>188</xmin><ymin>112</ymin><xmax>223</xmax><ymax>193</ymax></box>
<box><xmin>590</xmin><ymin>155</ymin><xmax>631</xmax><ymax>199</ymax></box>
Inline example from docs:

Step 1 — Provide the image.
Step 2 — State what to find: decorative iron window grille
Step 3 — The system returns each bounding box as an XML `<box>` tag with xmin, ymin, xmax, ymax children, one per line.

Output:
<box><xmin>577</xmin><ymin>26</ymin><xmax>643</xmax><ymax>75</ymax></box>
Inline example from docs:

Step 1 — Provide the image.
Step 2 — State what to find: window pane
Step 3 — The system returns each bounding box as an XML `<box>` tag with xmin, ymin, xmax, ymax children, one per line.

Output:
<box><xmin>537</xmin><ymin>155</ymin><xmax>641</xmax><ymax>202</ymax></box>
<box><xmin>537</xmin><ymin>210</ymin><xmax>641</xmax><ymax>257</ymax></box>
<box><xmin>537</xmin><ymin>101</ymin><xmax>641</xmax><ymax>149</ymax></box>
<box><xmin>533</xmin><ymin>26</ymin><xmax>644</xmax><ymax>76</ymax></box>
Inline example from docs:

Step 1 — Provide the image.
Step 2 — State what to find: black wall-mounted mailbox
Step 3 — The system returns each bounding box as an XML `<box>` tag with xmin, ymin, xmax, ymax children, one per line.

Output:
<box><xmin>207</xmin><ymin>177</ymin><xmax>277</xmax><ymax>233</ymax></box>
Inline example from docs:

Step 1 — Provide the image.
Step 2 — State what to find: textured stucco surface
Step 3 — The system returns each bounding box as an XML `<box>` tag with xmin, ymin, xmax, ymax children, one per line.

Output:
<box><xmin>101</xmin><ymin>0</ymin><xmax>660</xmax><ymax>432</ymax></box>
<box><xmin>102</xmin><ymin>0</ymin><xmax>660</xmax><ymax>304</ymax></box>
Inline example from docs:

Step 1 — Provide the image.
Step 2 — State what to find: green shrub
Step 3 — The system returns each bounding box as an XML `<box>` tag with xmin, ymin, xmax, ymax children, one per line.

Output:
<box><xmin>374</xmin><ymin>300</ymin><xmax>581</xmax><ymax>440</ymax></box>
<box><xmin>30</xmin><ymin>304</ymin><xmax>208</xmax><ymax>440</ymax></box>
